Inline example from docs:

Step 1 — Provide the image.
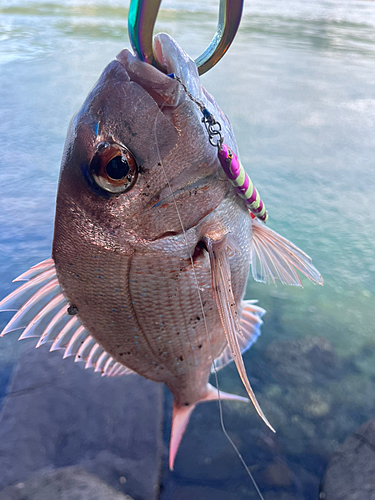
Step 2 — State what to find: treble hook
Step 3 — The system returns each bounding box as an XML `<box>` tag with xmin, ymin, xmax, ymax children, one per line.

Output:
<box><xmin>128</xmin><ymin>0</ymin><xmax>244</xmax><ymax>75</ymax></box>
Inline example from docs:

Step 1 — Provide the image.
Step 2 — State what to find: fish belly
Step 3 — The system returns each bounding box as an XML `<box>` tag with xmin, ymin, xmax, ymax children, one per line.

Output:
<box><xmin>53</xmin><ymin>198</ymin><xmax>252</xmax><ymax>404</ymax></box>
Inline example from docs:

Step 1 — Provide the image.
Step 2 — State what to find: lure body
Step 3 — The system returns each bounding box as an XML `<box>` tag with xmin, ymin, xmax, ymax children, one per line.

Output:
<box><xmin>218</xmin><ymin>144</ymin><xmax>268</xmax><ymax>222</ymax></box>
<box><xmin>169</xmin><ymin>77</ymin><xmax>268</xmax><ymax>222</ymax></box>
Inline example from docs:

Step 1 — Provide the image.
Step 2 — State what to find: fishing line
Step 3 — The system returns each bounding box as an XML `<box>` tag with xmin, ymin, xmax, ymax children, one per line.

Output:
<box><xmin>153</xmin><ymin>99</ymin><xmax>265</xmax><ymax>500</ymax></box>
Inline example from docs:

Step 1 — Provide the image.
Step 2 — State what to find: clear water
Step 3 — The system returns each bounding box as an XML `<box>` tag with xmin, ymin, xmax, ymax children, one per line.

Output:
<box><xmin>0</xmin><ymin>0</ymin><xmax>375</xmax><ymax>498</ymax></box>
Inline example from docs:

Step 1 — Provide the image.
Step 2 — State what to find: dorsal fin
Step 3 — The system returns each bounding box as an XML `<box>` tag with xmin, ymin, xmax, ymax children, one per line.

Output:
<box><xmin>13</xmin><ymin>258</ymin><xmax>55</xmax><ymax>282</ymax></box>
<box><xmin>85</xmin><ymin>343</ymin><xmax>102</xmax><ymax>369</ymax></box>
<box><xmin>50</xmin><ymin>316</ymin><xmax>80</xmax><ymax>351</ymax></box>
<box><xmin>1</xmin><ymin>279</ymin><xmax>59</xmax><ymax>336</ymax></box>
<box><xmin>0</xmin><ymin>258</ymin><xmax>135</xmax><ymax>377</ymax></box>
<box><xmin>63</xmin><ymin>326</ymin><xmax>91</xmax><ymax>358</ymax></box>
<box><xmin>37</xmin><ymin>304</ymin><xmax>71</xmax><ymax>347</ymax></box>
<box><xmin>19</xmin><ymin>293</ymin><xmax>66</xmax><ymax>340</ymax></box>
<box><xmin>0</xmin><ymin>267</ymin><xmax>57</xmax><ymax>313</ymax></box>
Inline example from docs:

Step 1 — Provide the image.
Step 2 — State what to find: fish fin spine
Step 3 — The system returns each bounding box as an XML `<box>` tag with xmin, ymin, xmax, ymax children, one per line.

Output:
<box><xmin>0</xmin><ymin>259</ymin><xmax>136</xmax><ymax>377</ymax></box>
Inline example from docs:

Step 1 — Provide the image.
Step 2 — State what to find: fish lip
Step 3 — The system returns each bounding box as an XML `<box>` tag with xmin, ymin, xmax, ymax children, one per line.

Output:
<box><xmin>117</xmin><ymin>33</ymin><xmax>186</xmax><ymax>79</ymax></box>
<box><xmin>152</xmin><ymin>33</ymin><xmax>199</xmax><ymax>85</ymax></box>
<box><xmin>117</xmin><ymin>33</ymin><xmax>201</xmax><ymax>107</ymax></box>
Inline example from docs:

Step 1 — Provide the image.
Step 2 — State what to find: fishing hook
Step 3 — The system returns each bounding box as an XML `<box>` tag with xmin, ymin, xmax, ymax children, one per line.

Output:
<box><xmin>128</xmin><ymin>0</ymin><xmax>244</xmax><ymax>75</ymax></box>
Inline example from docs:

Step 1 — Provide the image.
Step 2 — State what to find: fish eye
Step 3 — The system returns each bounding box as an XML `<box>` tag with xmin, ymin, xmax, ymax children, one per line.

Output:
<box><xmin>91</xmin><ymin>142</ymin><xmax>138</xmax><ymax>194</ymax></box>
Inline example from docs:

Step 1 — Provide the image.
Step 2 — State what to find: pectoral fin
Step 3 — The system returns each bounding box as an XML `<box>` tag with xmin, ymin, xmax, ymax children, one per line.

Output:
<box><xmin>205</xmin><ymin>236</ymin><xmax>275</xmax><ymax>433</ymax></box>
<box><xmin>250</xmin><ymin>218</ymin><xmax>323</xmax><ymax>286</ymax></box>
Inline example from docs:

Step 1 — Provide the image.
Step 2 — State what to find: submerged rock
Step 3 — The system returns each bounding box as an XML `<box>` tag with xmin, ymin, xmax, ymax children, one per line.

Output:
<box><xmin>263</xmin><ymin>460</ymin><xmax>293</xmax><ymax>487</ymax></box>
<box><xmin>0</xmin><ymin>466</ymin><xmax>133</xmax><ymax>500</ymax></box>
<box><xmin>0</xmin><ymin>343</ymin><xmax>164</xmax><ymax>500</ymax></box>
<box><xmin>320</xmin><ymin>420</ymin><xmax>375</xmax><ymax>499</ymax></box>
<box><xmin>160</xmin><ymin>337</ymin><xmax>332</xmax><ymax>499</ymax></box>
<box><xmin>265</xmin><ymin>336</ymin><xmax>336</xmax><ymax>385</ymax></box>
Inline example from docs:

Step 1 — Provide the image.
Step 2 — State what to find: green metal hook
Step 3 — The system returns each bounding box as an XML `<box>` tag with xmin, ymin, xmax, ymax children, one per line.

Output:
<box><xmin>128</xmin><ymin>0</ymin><xmax>244</xmax><ymax>75</ymax></box>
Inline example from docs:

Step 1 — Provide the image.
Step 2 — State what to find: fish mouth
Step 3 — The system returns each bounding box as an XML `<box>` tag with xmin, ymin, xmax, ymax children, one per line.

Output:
<box><xmin>115</xmin><ymin>35</ymin><xmax>226</xmax><ymax>241</ymax></box>
<box><xmin>116</xmin><ymin>33</ymin><xmax>201</xmax><ymax>108</ymax></box>
<box><xmin>153</xmin><ymin>33</ymin><xmax>200</xmax><ymax>85</ymax></box>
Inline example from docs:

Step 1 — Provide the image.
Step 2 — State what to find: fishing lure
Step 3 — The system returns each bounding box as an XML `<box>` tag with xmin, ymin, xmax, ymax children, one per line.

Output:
<box><xmin>168</xmin><ymin>73</ymin><xmax>268</xmax><ymax>222</ymax></box>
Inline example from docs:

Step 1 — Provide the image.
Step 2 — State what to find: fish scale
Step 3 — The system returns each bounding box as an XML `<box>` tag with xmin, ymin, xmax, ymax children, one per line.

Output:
<box><xmin>55</xmin><ymin>203</ymin><xmax>249</xmax><ymax>405</ymax></box>
<box><xmin>129</xmin><ymin>253</ymin><xmax>219</xmax><ymax>399</ymax></box>
<box><xmin>0</xmin><ymin>33</ymin><xmax>323</xmax><ymax>470</ymax></box>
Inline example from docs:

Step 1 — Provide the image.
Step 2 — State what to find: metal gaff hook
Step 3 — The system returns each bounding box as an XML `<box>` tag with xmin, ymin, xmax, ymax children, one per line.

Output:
<box><xmin>128</xmin><ymin>0</ymin><xmax>244</xmax><ymax>75</ymax></box>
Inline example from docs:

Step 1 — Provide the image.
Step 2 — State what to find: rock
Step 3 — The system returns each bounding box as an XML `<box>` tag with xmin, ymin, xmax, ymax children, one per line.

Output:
<box><xmin>263</xmin><ymin>460</ymin><xmax>293</xmax><ymax>487</ymax></box>
<box><xmin>160</xmin><ymin>337</ymin><xmax>330</xmax><ymax>500</ymax></box>
<box><xmin>0</xmin><ymin>466</ymin><xmax>133</xmax><ymax>500</ymax></box>
<box><xmin>265</xmin><ymin>336</ymin><xmax>336</xmax><ymax>385</ymax></box>
<box><xmin>159</xmin><ymin>483</ymin><xmax>259</xmax><ymax>500</ymax></box>
<box><xmin>302</xmin><ymin>390</ymin><xmax>331</xmax><ymax>418</ymax></box>
<box><xmin>0</xmin><ymin>343</ymin><xmax>164</xmax><ymax>500</ymax></box>
<box><xmin>320</xmin><ymin>420</ymin><xmax>375</xmax><ymax>499</ymax></box>
<box><xmin>263</xmin><ymin>493</ymin><xmax>299</xmax><ymax>500</ymax></box>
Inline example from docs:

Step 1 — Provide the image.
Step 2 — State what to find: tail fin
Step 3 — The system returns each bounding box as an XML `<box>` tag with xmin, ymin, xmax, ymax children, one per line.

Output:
<box><xmin>170</xmin><ymin>384</ymin><xmax>248</xmax><ymax>470</ymax></box>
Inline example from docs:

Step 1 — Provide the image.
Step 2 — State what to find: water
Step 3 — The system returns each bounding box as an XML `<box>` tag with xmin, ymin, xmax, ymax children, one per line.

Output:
<box><xmin>0</xmin><ymin>0</ymin><xmax>375</xmax><ymax>498</ymax></box>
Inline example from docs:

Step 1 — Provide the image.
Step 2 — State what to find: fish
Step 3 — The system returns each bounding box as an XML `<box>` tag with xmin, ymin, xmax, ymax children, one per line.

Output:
<box><xmin>0</xmin><ymin>33</ymin><xmax>323</xmax><ymax>470</ymax></box>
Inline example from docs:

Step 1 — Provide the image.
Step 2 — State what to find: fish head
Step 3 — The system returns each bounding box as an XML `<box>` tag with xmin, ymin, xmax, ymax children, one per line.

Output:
<box><xmin>54</xmin><ymin>34</ymin><xmax>237</xmax><ymax>254</ymax></box>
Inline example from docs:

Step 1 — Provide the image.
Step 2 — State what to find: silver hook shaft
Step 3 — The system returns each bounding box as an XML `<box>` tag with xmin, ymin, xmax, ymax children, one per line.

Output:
<box><xmin>128</xmin><ymin>0</ymin><xmax>244</xmax><ymax>75</ymax></box>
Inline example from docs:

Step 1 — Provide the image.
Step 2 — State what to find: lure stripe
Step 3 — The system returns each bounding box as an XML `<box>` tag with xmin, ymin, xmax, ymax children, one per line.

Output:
<box><xmin>237</xmin><ymin>174</ymin><xmax>253</xmax><ymax>199</ymax></box>
<box><xmin>218</xmin><ymin>143</ymin><xmax>268</xmax><ymax>222</ymax></box>
<box><xmin>167</xmin><ymin>74</ymin><xmax>268</xmax><ymax>222</ymax></box>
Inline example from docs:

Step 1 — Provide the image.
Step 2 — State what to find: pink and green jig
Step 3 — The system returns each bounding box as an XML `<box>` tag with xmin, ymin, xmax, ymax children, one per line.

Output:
<box><xmin>217</xmin><ymin>144</ymin><xmax>267</xmax><ymax>222</ymax></box>
<box><xmin>168</xmin><ymin>74</ymin><xmax>268</xmax><ymax>223</ymax></box>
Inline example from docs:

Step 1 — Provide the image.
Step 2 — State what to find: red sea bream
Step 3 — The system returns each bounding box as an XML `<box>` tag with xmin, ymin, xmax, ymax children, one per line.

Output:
<box><xmin>0</xmin><ymin>34</ymin><xmax>323</xmax><ymax>469</ymax></box>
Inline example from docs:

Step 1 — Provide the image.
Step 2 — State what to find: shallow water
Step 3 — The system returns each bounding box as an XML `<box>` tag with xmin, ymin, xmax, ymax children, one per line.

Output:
<box><xmin>0</xmin><ymin>0</ymin><xmax>375</xmax><ymax>498</ymax></box>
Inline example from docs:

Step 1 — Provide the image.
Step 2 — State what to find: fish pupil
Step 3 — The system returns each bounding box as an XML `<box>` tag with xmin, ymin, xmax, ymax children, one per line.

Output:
<box><xmin>106</xmin><ymin>156</ymin><xmax>129</xmax><ymax>180</ymax></box>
